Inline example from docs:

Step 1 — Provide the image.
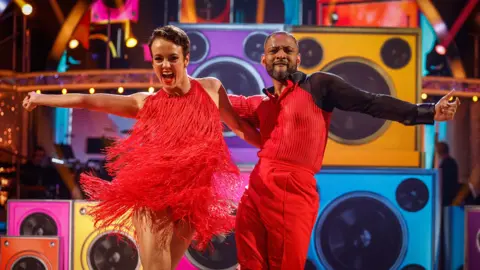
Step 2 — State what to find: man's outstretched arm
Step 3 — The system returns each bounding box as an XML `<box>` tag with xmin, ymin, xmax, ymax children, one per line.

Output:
<box><xmin>309</xmin><ymin>72</ymin><xmax>458</xmax><ymax>125</ymax></box>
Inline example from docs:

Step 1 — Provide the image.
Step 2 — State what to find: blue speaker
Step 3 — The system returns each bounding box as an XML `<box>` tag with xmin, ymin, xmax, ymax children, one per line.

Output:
<box><xmin>443</xmin><ymin>206</ymin><xmax>464</xmax><ymax>270</ymax></box>
<box><xmin>307</xmin><ymin>168</ymin><xmax>440</xmax><ymax>270</ymax></box>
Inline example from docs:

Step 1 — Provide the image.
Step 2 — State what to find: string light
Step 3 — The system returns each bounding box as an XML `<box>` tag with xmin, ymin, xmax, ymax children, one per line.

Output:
<box><xmin>89</xmin><ymin>88</ymin><xmax>95</xmax><ymax>94</ymax></box>
<box><xmin>148</xmin><ymin>87</ymin><xmax>155</xmax><ymax>93</ymax></box>
<box><xmin>62</xmin><ymin>88</ymin><xmax>67</xmax><ymax>95</ymax></box>
<box><xmin>0</xmin><ymin>167</ymin><xmax>14</xmax><ymax>173</ymax></box>
<box><xmin>21</xmin><ymin>4</ymin><xmax>33</xmax><ymax>16</ymax></box>
<box><xmin>36</xmin><ymin>90</ymin><xmax>41</xmax><ymax>94</ymax></box>
<box><xmin>126</xmin><ymin>37</ymin><xmax>138</xmax><ymax>48</ymax></box>
<box><xmin>473</xmin><ymin>96</ymin><xmax>478</xmax><ymax>102</ymax></box>
<box><xmin>1</xmin><ymin>178</ymin><xmax>9</xmax><ymax>187</ymax></box>
<box><xmin>0</xmin><ymin>92</ymin><xmax>18</xmax><ymax>153</ymax></box>
<box><xmin>69</xmin><ymin>39</ymin><xmax>79</xmax><ymax>49</ymax></box>
<box><xmin>118</xmin><ymin>87</ymin><xmax>124</xmax><ymax>94</ymax></box>
<box><xmin>421</xmin><ymin>93</ymin><xmax>428</xmax><ymax>100</ymax></box>
<box><xmin>0</xmin><ymin>191</ymin><xmax>8</xmax><ymax>206</ymax></box>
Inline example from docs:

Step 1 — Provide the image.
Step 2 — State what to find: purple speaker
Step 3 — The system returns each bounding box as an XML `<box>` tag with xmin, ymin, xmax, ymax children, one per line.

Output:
<box><xmin>465</xmin><ymin>206</ymin><xmax>480</xmax><ymax>269</ymax></box>
<box><xmin>172</xmin><ymin>23</ymin><xmax>286</xmax><ymax>164</ymax></box>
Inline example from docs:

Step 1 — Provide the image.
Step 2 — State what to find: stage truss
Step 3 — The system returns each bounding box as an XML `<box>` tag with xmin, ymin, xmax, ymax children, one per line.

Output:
<box><xmin>0</xmin><ymin>69</ymin><xmax>479</xmax><ymax>98</ymax></box>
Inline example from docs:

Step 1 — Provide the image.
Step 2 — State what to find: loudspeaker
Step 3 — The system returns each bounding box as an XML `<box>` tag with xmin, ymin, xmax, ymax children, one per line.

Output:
<box><xmin>316</xmin><ymin>0</ymin><xmax>419</xmax><ymax>27</ymax></box>
<box><xmin>0</xmin><ymin>236</ymin><xmax>60</xmax><ymax>270</ymax></box>
<box><xmin>233</xmin><ymin>0</ymin><xmax>301</xmax><ymax>25</ymax></box>
<box><xmin>308</xmin><ymin>168</ymin><xmax>439</xmax><ymax>270</ymax></box>
<box><xmin>465</xmin><ymin>206</ymin><xmax>480</xmax><ymax>270</ymax></box>
<box><xmin>179</xmin><ymin>0</ymin><xmax>232</xmax><ymax>23</ymax></box>
<box><xmin>90</xmin><ymin>0</ymin><xmax>139</xmax><ymax>23</ymax></box>
<box><xmin>171</xmin><ymin>23</ymin><xmax>285</xmax><ymax>164</ymax></box>
<box><xmin>443</xmin><ymin>206</ymin><xmax>464</xmax><ymax>270</ymax></box>
<box><xmin>73</xmin><ymin>200</ymin><xmax>141</xmax><ymax>269</ymax></box>
<box><xmin>7</xmin><ymin>200</ymin><xmax>73</xmax><ymax>270</ymax></box>
<box><xmin>291</xmin><ymin>26</ymin><xmax>423</xmax><ymax>167</ymax></box>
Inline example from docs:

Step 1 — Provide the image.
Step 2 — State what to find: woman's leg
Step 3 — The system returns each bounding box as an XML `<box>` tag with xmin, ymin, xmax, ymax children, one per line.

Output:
<box><xmin>132</xmin><ymin>209</ymin><xmax>174</xmax><ymax>270</ymax></box>
<box><xmin>170</xmin><ymin>219</ymin><xmax>195</xmax><ymax>269</ymax></box>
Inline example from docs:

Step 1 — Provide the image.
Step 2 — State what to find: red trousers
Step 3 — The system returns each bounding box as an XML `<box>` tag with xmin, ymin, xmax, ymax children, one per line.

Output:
<box><xmin>235</xmin><ymin>159</ymin><xmax>319</xmax><ymax>270</ymax></box>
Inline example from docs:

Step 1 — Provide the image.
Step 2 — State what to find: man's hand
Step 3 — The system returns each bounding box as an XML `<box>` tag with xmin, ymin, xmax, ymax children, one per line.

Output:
<box><xmin>22</xmin><ymin>91</ymin><xmax>40</xmax><ymax>112</ymax></box>
<box><xmin>434</xmin><ymin>90</ymin><xmax>460</xmax><ymax>121</ymax></box>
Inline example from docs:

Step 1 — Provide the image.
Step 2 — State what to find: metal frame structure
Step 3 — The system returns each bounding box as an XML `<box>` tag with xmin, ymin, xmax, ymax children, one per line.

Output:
<box><xmin>1</xmin><ymin>69</ymin><xmax>479</xmax><ymax>97</ymax></box>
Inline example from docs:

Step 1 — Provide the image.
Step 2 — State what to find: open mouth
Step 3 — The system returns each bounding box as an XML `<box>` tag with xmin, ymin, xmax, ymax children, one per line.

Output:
<box><xmin>161</xmin><ymin>72</ymin><xmax>175</xmax><ymax>84</ymax></box>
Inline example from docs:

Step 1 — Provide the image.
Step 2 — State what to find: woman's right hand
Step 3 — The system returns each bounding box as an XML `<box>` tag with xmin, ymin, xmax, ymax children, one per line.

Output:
<box><xmin>22</xmin><ymin>91</ymin><xmax>39</xmax><ymax>111</ymax></box>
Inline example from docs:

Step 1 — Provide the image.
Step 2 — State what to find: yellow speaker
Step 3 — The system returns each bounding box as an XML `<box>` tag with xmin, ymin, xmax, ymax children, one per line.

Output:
<box><xmin>291</xmin><ymin>26</ymin><xmax>423</xmax><ymax>167</ymax></box>
<box><xmin>73</xmin><ymin>200</ymin><xmax>142</xmax><ymax>269</ymax></box>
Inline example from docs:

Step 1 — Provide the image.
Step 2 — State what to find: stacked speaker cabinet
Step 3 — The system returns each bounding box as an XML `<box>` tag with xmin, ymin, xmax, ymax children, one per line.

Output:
<box><xmin>0</xmin><ymin>236</ymin><xmax>60</xmax><ymax>269</ymax></box>
<box><xmin>465</xmin><ymin>206</ymin><xmax>480</xmax><ymax>269</ymax></box>
<box><xmin>179</xmin><ymin>0</ymin><xmax>232</xmax><ymax>23</ymax></box>
<box><xmin>73</xmin><ymin>200</ymin><xmax>141</xmax><ymax>269</ymax></box>
<box><xmin>171</xmin><ymin>23</ymin><xmax>285</xmax><ymax>164</ymax></box>
<box><xmin>443</xmin><ymin>206</ymin><xmax>465</xmax><ymax>270</ymax></box>
<box><xmin>233</xmin><ymin>0</ymin><xmax>301</xmax><ymax>25</ymax></box>
<box><xmin>316</xmin><ymin>0</ymin><xmax>419</xmax><ymax>27</ymax></box>
<box><xmin>291</xmin><ymin>26</ymin><xmax>423</xmax><ymax>168</ymax></box>
<box><xmin>7</xmin><ymin>200</ymin><xmax>72</xmax><ymax>270</ymax></box>
<box><xmin>307</xmin><ymin>168</ymin><xmax>439</xmax><ymax>270</ymax></box>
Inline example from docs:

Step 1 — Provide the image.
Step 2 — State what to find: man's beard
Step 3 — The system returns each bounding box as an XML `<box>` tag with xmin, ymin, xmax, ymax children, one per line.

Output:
<box><xmin>267</xmin><ymin>63</ymin><xmax>297</xmax><ymax>81</ymax></box>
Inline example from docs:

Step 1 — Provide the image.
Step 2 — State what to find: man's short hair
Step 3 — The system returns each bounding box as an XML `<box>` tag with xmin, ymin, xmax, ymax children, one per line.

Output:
<box><xmin>264</xmin><ymin>31</ymin><xmax>299</xmax><ymax>49</ymax></box>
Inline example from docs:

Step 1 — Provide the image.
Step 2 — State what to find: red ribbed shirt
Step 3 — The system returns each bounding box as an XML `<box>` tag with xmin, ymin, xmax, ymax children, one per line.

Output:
<box><xmin>228</xmin><ymin>71</ymin><xmax>435</xmax><ymax>173</ymax></box>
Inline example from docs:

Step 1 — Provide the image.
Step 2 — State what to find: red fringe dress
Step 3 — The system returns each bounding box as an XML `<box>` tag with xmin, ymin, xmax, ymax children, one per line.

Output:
<box><xmin>80</xmin><ymin>79</ymin><xmax>241</xmax><ymax>249</ymax></box>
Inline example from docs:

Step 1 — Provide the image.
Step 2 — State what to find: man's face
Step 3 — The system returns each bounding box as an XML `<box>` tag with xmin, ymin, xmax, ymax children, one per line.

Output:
<box><xmin>32</xmin><ymin>150</ymin><xmax>45</xmax><ymax>166</ymax></box>
<box><xmin>262</xmin><ymin>33</ymin><xmax>300</xmax><ymax>81</ymax></box>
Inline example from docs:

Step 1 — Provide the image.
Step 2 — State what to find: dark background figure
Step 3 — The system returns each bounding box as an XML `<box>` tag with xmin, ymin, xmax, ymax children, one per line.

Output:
<box><xmin>20</xmin><ymin>146</ymin><xmax>69</xmax><ymax>199</ymax></box>
<box><xmin>436</xmin><ymin>141</ymin><xmax>461</xmax><ymax>206</ymax></box>
<box><xmin>436</xmin><ymin>141</ymin><xmax>460</xmax><ymax>270</ymax></box>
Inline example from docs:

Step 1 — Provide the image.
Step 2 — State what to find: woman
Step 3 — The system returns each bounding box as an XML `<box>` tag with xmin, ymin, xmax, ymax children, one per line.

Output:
<box><xmin>23</xmin><ymin>25</ymin><xmax>261</xmax><ymax>270</ymax></box>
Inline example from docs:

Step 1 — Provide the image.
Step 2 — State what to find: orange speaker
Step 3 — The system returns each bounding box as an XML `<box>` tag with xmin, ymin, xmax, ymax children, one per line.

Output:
<box><xmin>291</xmin><ymin>26</ymin><xmax>423</xmax><ymax>167</ymax></box>
<box><xmin>179</xmin><ymin>0</ymin><xmax>232</xmax><ymax>23</ymax></box>
<box><xmin>72</xmin><ymin>200</ymin><xmax>142</xmax><ymax>270</ymax></box>
<box><xmin>316</xmin><ymin>0</ymin><xmax>419</xmax><ymax>27</ymax></box>
<box><xmin>0</xmin><ymin>236</ymin><xmax>60</xmax><ymax>270</ymax></box>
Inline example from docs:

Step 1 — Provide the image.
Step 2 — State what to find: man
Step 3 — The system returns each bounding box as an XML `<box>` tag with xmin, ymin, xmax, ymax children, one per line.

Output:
<box><xmin>21</xmin><ymin>146</ymin><xmax>67</xmax><ymax>199</ymax></box>
<box><xmin>228</xmin><ymin>31</ymin><xmax>460</xmax><ymax>269</ymax></box>
<box><xmin>435</xmin><ymin>141</ymin><xmax>460</xmax><ymax>270</ymax></box>
<box><xmin>436</xmin><ymin>141</ymin><xmax>460</xmax><ymax>206</ymax></box>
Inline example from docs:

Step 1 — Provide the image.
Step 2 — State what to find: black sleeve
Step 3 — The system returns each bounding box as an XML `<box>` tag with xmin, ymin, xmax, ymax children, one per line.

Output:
<box><xmin>309</xmin><ymin>72</ymin><xmax>435</xmax><ymax>126</ymax></box>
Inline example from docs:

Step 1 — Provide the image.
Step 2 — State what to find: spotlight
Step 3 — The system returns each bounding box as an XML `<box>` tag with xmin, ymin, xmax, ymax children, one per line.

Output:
<box><xmin>435</xmin><ymin>44</ymin><xmax>446</xmax><ymax>55</ymax></box>
<box><xmin>62</xmin><ymin>88</ymin><xmax>67</xmax><ymax>95</ymax></box>
<box><xmin>474</xmin><ymin>96</ymin><xmax>478</xmax><ymax>102</ymax></box>
<box><xmin>330</xmin><ymin>11</ymin><xmax>339</xmax><ymax>26</ymax></box>
<box><xmin>117</xmin><ymin>87</ymin><xmax>124</xmax><ymax>94</ymax></box>
<box><xmin>89</xmin><ymin>88</ymin><xmax>95</xmax><ymax>94</ymax></box>
<box><xmin>148</xmin><ymin>87</ymin><xmax>155</xmax><ymax>93</ymax></box>
<box><xmin>421</xmin><ymin>93</ymin><xmax>428</xmax><ymax>100</ymax></box>
<box><xmin>426</xmin><ymin>43</ymin><xmax>452</xmax><ymax>76</ymax></box>
<box><xmin>35</xmin><ymin>89</ymin><xmax>41</xmax><ymax>94</ymax></box>
<box><xmin>126</xmin><ymin>37</ymin><xmax>137</xmax><ymax>48</ymax></box>
<box><xmin>21</xmin><ymin>3</ymin><xmax>32</xmax><ymax>16</ymax></box>
<box><xmin>69</xmin><ymin>39</ymin><xmax>79</xmax><ymax>49</ymax></box>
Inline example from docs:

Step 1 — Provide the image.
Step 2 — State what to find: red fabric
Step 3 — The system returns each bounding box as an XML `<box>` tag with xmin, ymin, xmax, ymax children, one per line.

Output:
<box><xmin>229</xmin><ymin>83</ymin><xmax>332</xmax><ymax>173</ymax></box>
<box><xmin>235</xmin><ymin>159</ymin><xmax>319</xmax><ymax>269</ymax></box>
<box><xmin>80</xmin><ymin>79</ymin><xmax>240</xmax><ymax>250</ymax></box>
<box><xmin>73</xmin><ymin>8</ymin><xmax>91</xmax><ymax>50</ymax></box>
